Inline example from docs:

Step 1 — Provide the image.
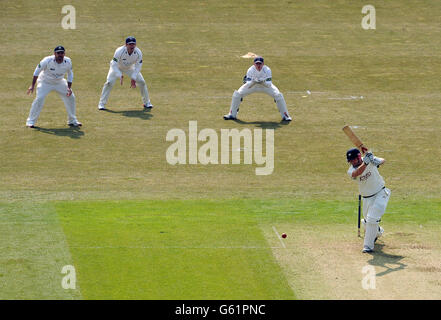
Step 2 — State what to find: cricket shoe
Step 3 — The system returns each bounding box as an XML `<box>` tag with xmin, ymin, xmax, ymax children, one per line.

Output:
<box><xmin>362</xmin><ymin>246</ymin><xmax>374</xmax><ymax>253</ymax></box>
<box><xmin>98</xmin><ymin>105</ymin><xmax>107</xmax><ymax>110</ymax></box>
<box><xmin>223</xmin><ymin>114</ymin><xmax>237</xmax><ymax>120</ymax></box>
<box><xmin>68</xmin><ymin>122</ymin><xmax>82</xmax><ymax>127</ymax></box>
<box><xmin>374</xmin><ymin>226</ymin><xmax>384</xmax><ymax>243</ymax></box>
<box><xmin>282</xmin><ymin>115</ymin><xmax>292</xmax><ymax>121</ymax></box>
<box><xmin>143</xmin><ymin>103</ymin><xmax>154</xmax><ymax>109</ymax></box>
<box><xmin>26</xmin><ymin>124</ymin><xmax>35</xmax><ymax>128</ymax></box>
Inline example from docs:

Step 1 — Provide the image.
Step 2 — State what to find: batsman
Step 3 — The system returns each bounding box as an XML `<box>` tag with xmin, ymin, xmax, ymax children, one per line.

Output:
<box><xmin>346</xmin><ymin>148</ymin><xmax>391</xmax><ymax>253</ymax></box>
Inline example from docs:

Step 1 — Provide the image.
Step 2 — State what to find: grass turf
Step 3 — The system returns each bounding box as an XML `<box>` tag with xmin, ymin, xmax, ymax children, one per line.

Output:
<box><xmin>2</xmin><ymin>199</ymin><xmax>439</xmax><ymax>299</ymax></box>
<box><xmin>1</xmin><ymin>0</ymin><xmax>441</xmax><ymax>201</ymax></box>
<box><xmin>55</xmin><ymin>199</ymin><xmax>296</xmax><ymax>299</ymax></box>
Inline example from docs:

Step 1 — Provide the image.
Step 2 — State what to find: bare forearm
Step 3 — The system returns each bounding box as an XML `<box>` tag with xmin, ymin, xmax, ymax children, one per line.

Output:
<box><xmin>31</xmin><ymin>76</ymin><xmax>38</xmax><ymax>88</ymax></box>
<box><xmin>27</xmin><ymin>76</ymin><xmax>39</xmax><ymax>94</ymax></box>
<box><xmin>352</xmin><ymin>163</ymin><xmax>368</xmax><ymax>178</ymax></box>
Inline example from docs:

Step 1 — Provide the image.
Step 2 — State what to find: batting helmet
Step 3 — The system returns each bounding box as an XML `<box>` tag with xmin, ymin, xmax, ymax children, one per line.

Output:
<box><xmin>346</xmin><ymin>148</ymin><xmax>360</xmax><ymax>162</ymax></box>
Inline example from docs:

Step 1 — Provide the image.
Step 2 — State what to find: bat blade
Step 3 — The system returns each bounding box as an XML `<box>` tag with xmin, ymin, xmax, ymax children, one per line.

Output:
<box><xmin>342</xmin><ymin>125</ymin><xmax>367</xmax><ymax>154</ymax></box>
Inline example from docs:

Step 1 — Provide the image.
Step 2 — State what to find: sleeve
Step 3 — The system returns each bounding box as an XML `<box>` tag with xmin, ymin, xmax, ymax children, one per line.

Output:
<box><xmin>131</xmin><ymin>50</ymin><xmax>143</xmax><ymax>80</ymax></box>
<box><xmin>372</xmin><ymin>156</ymin><xmax>385</xmax><ymax>167</ymax></box>
<box><xmin>243</xmin><ymin>68</ymin><xmax>252</xmax><ymax>83</ymax></box>
<box><xmin>67</xmin><ymin>60</ymin><xmax>73</xmax><ymax>83</ymax></box>
<box><xmin>110</xmin><ymin>47</ymin><xmax>123</xmax><ymax>69</ymax></box>
<box><xmin>33</xmin><ymin>57</ymin><xmax>48</xmax><ymax>77</ymax></box>
<box><xmin>347</xmin><ymin>166</ymin><xmax>357</xmax><ymax>179</ymax></box>
<box><xmin>265</xmin><ymin>67</ymin><xmax>272</xmax><ymax>83</ymax></box>
<box><xmin>246</xmin><ymin>66</ymin><xmax>257</xmax><ymax>81</ymax></box>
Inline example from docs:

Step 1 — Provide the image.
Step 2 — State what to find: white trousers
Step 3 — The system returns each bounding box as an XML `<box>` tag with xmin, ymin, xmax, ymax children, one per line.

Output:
<box><xmin>362</xmin><ymin>187</ymin><xmax>391</xmax><ymax>222</ymax></box>
<box><xmin>26</xmin><ymin>79</ymin><xmax>78</xmax><ymax>126</ymax></box>
<box><xmin>229</xmin><ymin>81</ymin><xmax>291</xmax><ymax>119</ymax></box>
<box><xmin>362</xmin><ymin>187</ymin><xmax>391</xmax><ymax>249</ymax></box>
<box><xmin>99</xmin><ymin>66</ymin><xmax>151</xmax><ymax>107</ymax></box>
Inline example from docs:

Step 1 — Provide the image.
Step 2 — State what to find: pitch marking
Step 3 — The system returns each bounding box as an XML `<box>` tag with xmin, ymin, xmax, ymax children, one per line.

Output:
<box><xmin>272</xmin><ymin>226</ymin><xmax>286</xmax><ymax>248</ymax></box>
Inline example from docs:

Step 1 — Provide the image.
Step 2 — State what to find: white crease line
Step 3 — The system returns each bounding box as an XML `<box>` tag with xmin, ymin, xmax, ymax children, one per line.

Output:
<box><xmin>60</xmin><ymin>245</ymin><xmax>280</xmax><ymax>249</ymax></box>
<box><xmin>272</xmin><ymin>226</ymin><xmax>286</xmax><ymax>248</ymax></box>
<box><xmin>286</xmin><ymin>91</ymin><xmax>328</xmax><ymax>94</ymax></box>
<box><xmin>0</xmin><ymin>222</ymin><xmax>51</xmax><ymax>224</ymax></box>
<box><xmin>2</xmin><ymin>245</ymin><xmax>286</xmax><ymax>250</ymax></box>
<box><xmin>328</xmin><ymin>96</ymin><xmax>364</xmax><ymax>100</ymax></box>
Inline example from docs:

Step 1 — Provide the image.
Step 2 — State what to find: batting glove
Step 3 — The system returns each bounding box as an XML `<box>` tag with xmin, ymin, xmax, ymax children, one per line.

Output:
<box><xmin>372</xmin><ymin>157</ymin><xmax>383</xmax><ymax>167</ymax></box>
<box><xmin>363</xmin><ymin>153</ymin><xmax>372</xmax><ymax>165</ymax></box>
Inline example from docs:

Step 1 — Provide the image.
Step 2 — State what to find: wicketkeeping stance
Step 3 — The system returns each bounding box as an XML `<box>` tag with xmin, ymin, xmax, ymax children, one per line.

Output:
<box><xmin>346</xmin><ymin>148</ymin><xmax>391</xmax><ymax>253</ymax></box>
<box><xmin>98</xmin><ymin>36</ymin><xmax>153</xmax><ymax>110</ymax></box>
<box><xmin>26</xmin><ymin>46</ymin><xmax>82</xmax><ymax>128</ymax></box>
<box><xmin>224</xmin><ymin>56</ymin><xmax>292</xmax><ymax>121</ymax></box>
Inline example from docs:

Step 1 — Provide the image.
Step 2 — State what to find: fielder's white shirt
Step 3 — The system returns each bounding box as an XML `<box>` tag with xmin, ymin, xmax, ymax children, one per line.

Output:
<box><xmin>245</xmin><ymin>65</ymin><xmax>273</xmax><ymax>85</ymax></box>
<box><xmin>33</xmin><ymin>55</ymin><xmax>73</xmax><ymax>84</ymax></box>
<box><xmin>111</xmin><ymin>46</ymin><xmax>143</xmax><ymax>80</ymax></box>
<box><xmin>348</xmin><ymin>160</ymin><xmax>385</xmax><ymax>197</ymax></box>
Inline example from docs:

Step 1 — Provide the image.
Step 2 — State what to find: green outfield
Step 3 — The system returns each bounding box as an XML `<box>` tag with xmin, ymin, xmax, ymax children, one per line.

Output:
<box><xmin>1</xmin><ymin>0</ymin><xmax>440</xmax><ymax>299</ymax></box>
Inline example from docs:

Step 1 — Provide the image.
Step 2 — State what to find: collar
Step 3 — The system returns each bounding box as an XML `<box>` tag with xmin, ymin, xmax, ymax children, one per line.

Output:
<box><xmin>53</xmin><ymin>58</ymin><xmax>65</xmax><ymax>64</ymax></box>
<box><xmin>126</xmin><ymin>48</ymin><xmax>136</xmax><ymax>56</ymax></box>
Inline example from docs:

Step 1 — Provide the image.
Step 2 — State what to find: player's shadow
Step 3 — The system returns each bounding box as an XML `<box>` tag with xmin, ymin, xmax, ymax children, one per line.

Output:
<box><xmin>232</xmin><ymin>119</ymin><xmax>288</xmax><ymax>130</ymax></box>
<box><xmin>33</xmin><ymin>126</ymin><xmax>84</xmax><ymax>139</ymax></box>
<box><xmin>102</xmin><ymin>108</ymin><xmax>153</xmax><ymax>120</ymax></box>
<box><xmin>365</xmin><ymin>243</ymin><xmax>407</xmax><ymax>277</ymax></box>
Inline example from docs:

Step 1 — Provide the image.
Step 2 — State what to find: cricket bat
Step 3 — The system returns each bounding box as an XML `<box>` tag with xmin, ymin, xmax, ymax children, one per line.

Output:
<box><xmin>343</xmin><ymin>125</ymin><xmax>366</xmax><ymax>238</ymax></box>
<box><xmin>342</xmin><ymin>125</ymin><xmax>368</xmax><ymax>154</ymax></box>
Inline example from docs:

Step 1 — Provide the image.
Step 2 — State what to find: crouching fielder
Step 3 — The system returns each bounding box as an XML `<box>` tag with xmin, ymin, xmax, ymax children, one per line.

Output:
<box><xmin>224</xmin><ymin>56</ymin><xmax>292</xmax><ymax>121</ymax></box>
<box><xmin>98</xmin><ymin>36</ymin><xmax>153</xmax><ymax>110</ymax></box>
<box><xmin>346</xmin><ymin>148</ymin><xmax>391</xmax><ymax>253</ymax></box>
<box><xmin>26</xmin><ymin>46</ymin><xmax>81</xmax><ymax>128</ymax></box>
